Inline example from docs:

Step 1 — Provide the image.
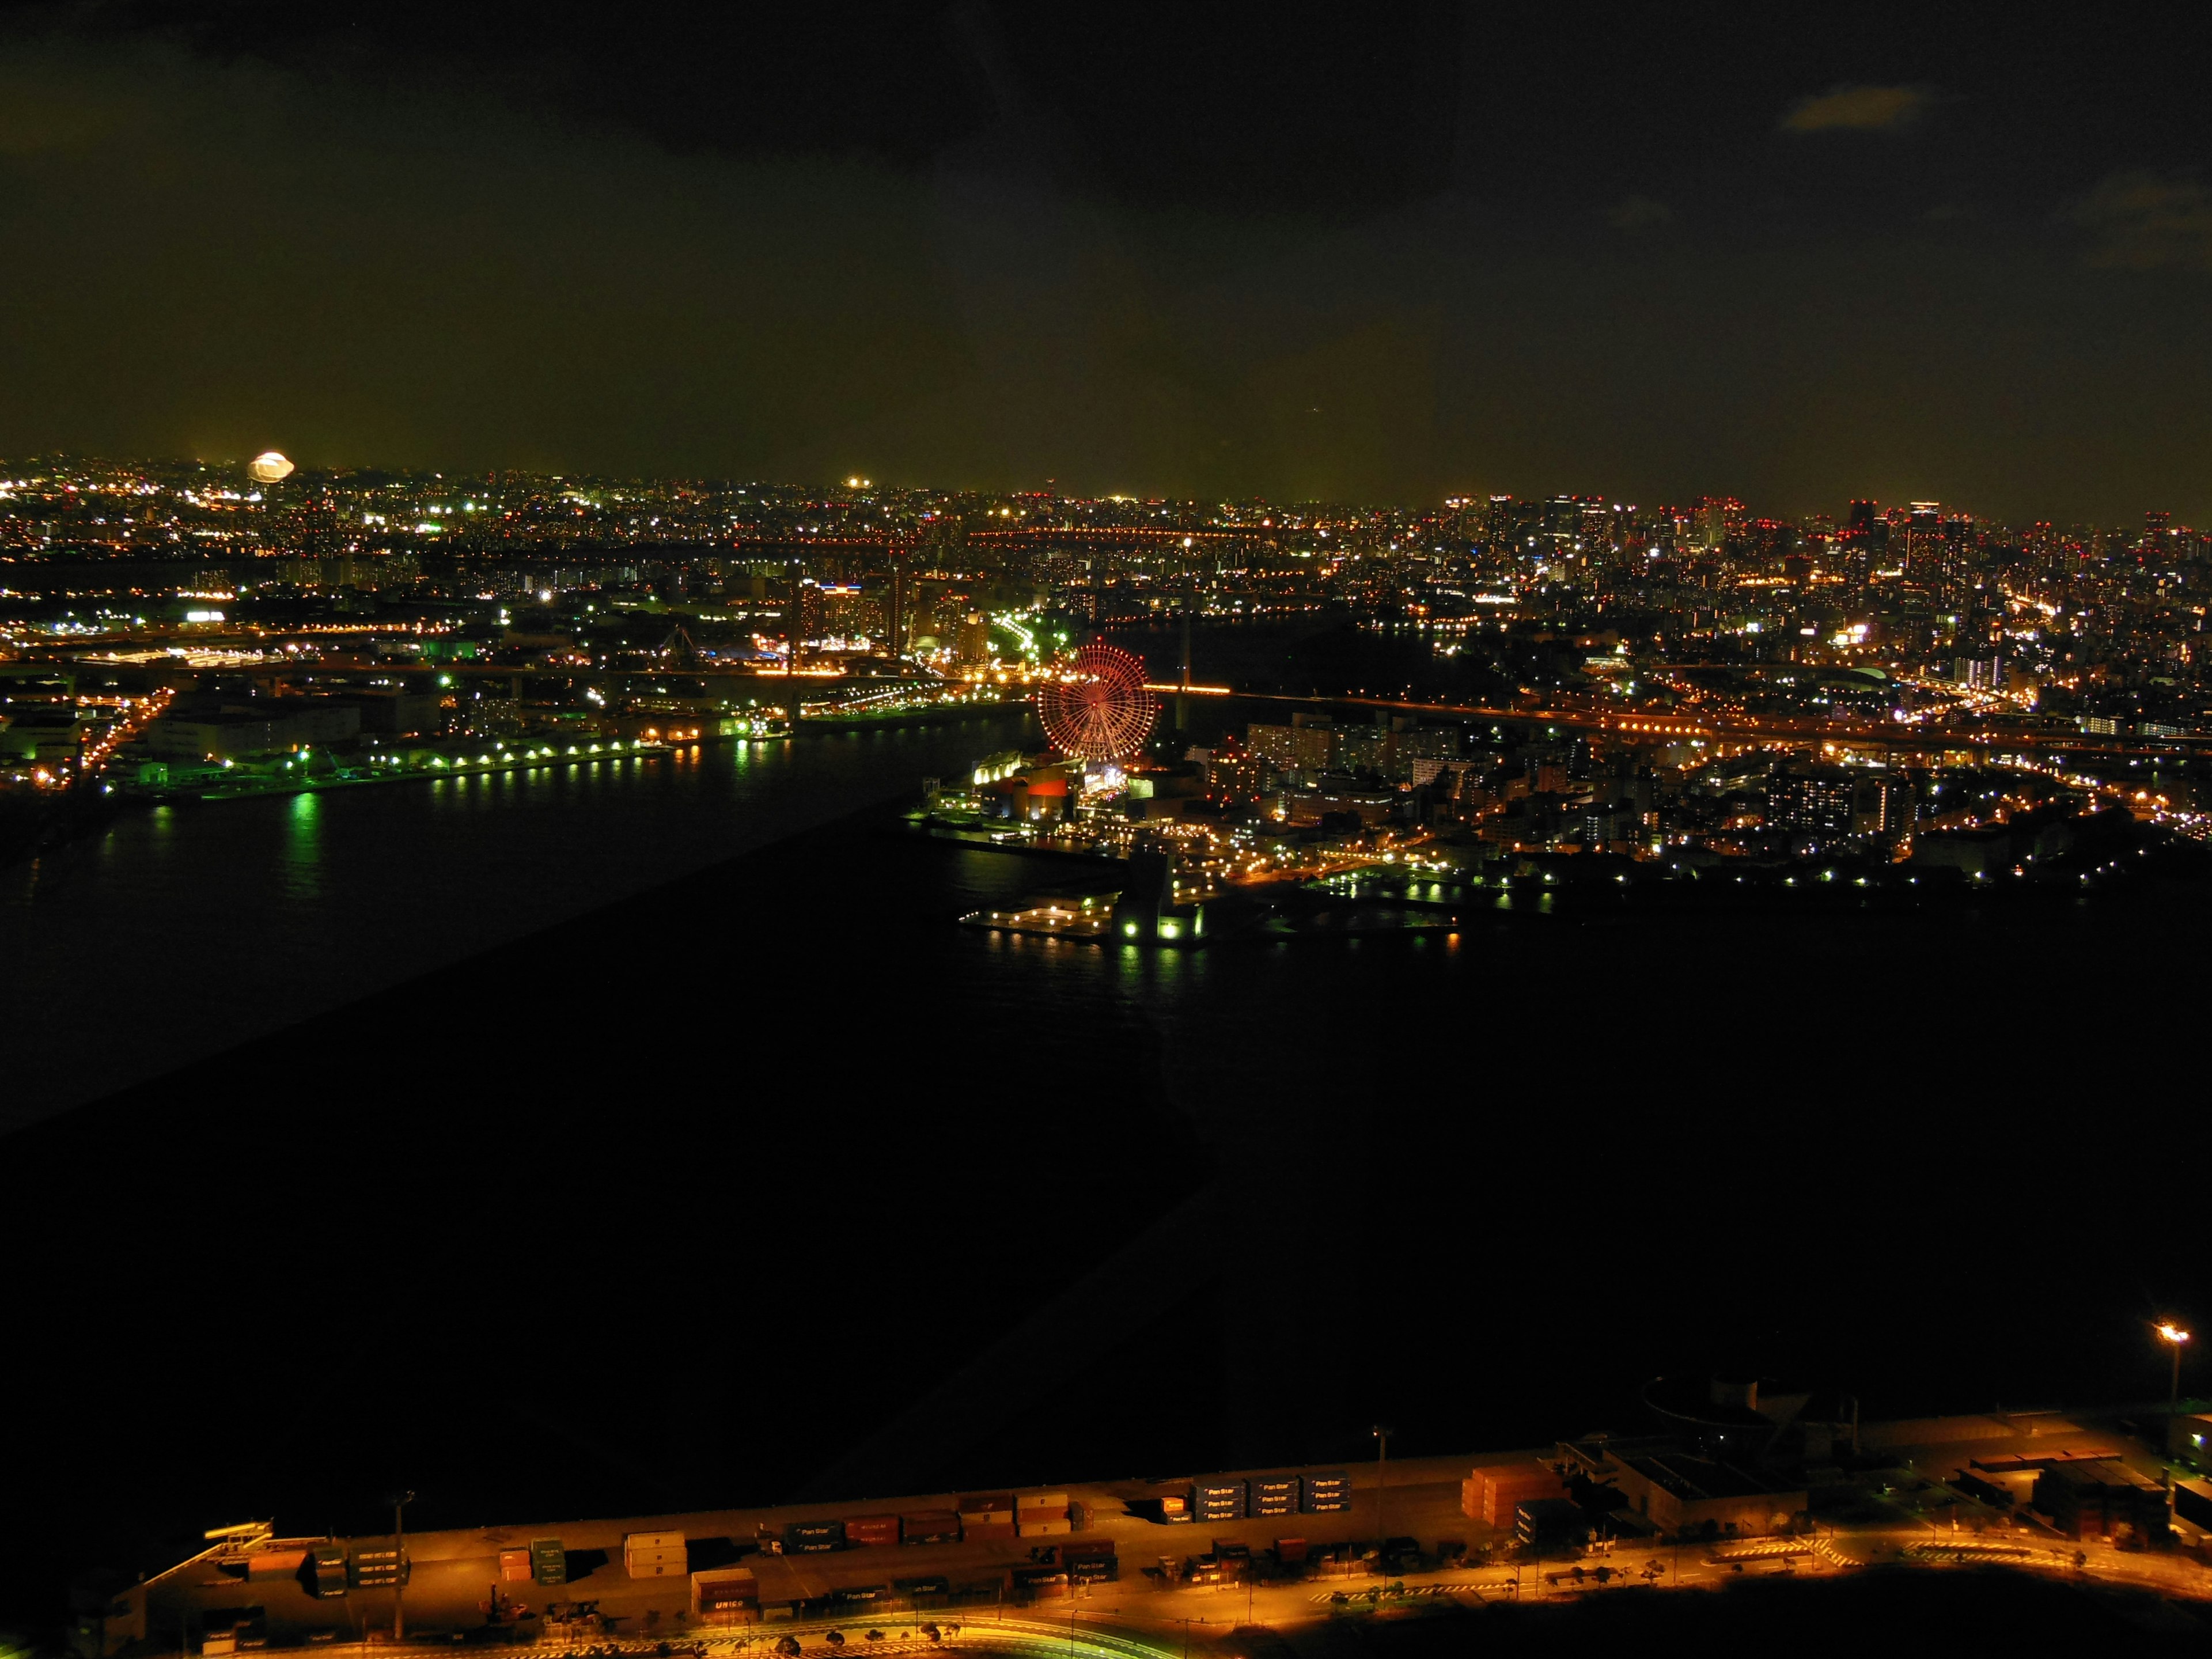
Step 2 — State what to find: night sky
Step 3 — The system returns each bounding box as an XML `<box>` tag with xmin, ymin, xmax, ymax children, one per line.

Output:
<box><xmin>2</xmin><ymin>2</ymin><xmax>2209</xmax><ymax>518</ymax></box>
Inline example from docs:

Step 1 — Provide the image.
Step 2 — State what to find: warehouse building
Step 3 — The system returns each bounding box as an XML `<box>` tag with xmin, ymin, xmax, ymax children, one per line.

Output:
<box><xmin>2032</xmin><ymin>1459</ymin><xmax>2170</xmax><ymax>1544</ymax></box>
<box><xmin>1559</xmin><ymin>1438</ymin><xmax>1806</xmax><ymax>1539</ymax></box>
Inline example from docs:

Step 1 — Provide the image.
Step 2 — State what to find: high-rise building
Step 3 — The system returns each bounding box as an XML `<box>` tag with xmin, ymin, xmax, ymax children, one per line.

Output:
<box><xmin>956</xmin><ymin>611</ymin><xmax>991</xmax><ymax>664</ymax></box>
<box><xmin>1766</xmin><ymin>764</ymin><xmax>1856</xmax><ymax>839</ymax></box>
<box><xmin>1852</xmin><ymin>772</ymin><xmax>1918</xmax><ymax>836</ymax></box>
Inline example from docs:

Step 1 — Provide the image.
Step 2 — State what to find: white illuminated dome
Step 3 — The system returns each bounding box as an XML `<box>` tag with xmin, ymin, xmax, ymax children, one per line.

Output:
<box><xmin>248</xmin><ymin>450</ymin><xmax>295</xmax><ymax>484</ymax></box>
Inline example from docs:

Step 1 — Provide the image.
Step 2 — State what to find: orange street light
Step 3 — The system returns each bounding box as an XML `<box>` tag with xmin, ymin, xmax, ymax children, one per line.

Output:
<box><xmin>2159</xmin><ymin>1324</ymin><xmax>2191</xmax><ymax>1412</ymax></box>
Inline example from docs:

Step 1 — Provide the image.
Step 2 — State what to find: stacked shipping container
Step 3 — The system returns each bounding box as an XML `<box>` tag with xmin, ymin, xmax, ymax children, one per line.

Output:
<box><xmin>844</xmin><ymin>1516</ymin><xmax>900</xmax><ymax>1548</ymax></box>
<box><xmin>1016</xmin><ymin>1491</ymin><xmax>1072</xmax><ymax>1537</ymax></box>
<box><xmin>1192</xmin><ymin>1481</ymin><xmax>1246</xmax><ymax>1522</ymax></box>
<box><xmin>309</xmin><ymin>1547</ymin><xmax>348</xmax><ymax>1599</ymax></box>
<box><xmin>959</xmin><ymin>1495</ymin><xmax>1016</xmax><ymax>1541</ymax></box>
<box><xmin>784</xmin><ymin>1521</ymin><xmax>844</xmax><ymax>1555</ymax></box>
<box><xmin>691</xmin><ymin>1567</ymin><xmax>759</xmax><ymax>1620</ymax></box>
<box><xmin>1301</xmin><ymin>1472</ymin><xmax>1350</xmax><ymax>1514</ymax></box>
<box><xmin>348</xmin><ymin>1547</ymin><xmax>404</xmax><ymax>1589</ymax></box>
<box><xmin>626</xmin><ymin>1532</ymin><xmax>688</xmax><ymax>1580</ymax></box>
<box><xmin>900</xmin><ymin>1512</ymin><xmax>961</xmax><ymax>1546</ymax></box>
<box><xmin>1249</xmin><ymin>1477</ymin><xmax>1300</xmax><ymax>1518</ymax></box>
<box><xmin>529</xmin><ymin>1539</ymin><xmax>566</xmax><ymax>1587</ymax></box>
<box><xmin>1459</xmin><ymin>1463</ymin><xmax>1565</xmax><ymax>1528</ymax></box>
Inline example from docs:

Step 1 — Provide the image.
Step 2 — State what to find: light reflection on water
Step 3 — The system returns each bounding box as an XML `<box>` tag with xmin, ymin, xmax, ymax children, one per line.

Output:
<box><xmin>283</xmin><ymin>792</ymin><xmax>322</xmax><ymax>903</ymax></box>
<box><xmin>1</xmin><ymin>718</ymin><xmax>1032</xmax><ymax>1128</ymax></box>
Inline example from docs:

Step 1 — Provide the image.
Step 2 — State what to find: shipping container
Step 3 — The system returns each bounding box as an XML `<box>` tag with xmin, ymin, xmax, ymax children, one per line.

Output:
<box><xmin>529</xmin><ymin>1540</ymin><xmax>566</xmax><ymax>1588</ymax></box>
<box><xmin>893</xmin><ymin>1577</ymin><xmax>950</xmax><ymax>1598</ymax></box>
<box><xmin>844</xmin><ymin>1516</ymin><xmax>900</xmax><ymax>1548</ymax></box>
<box><xmin>626</xmin><ymin>1532</ymin><xmax>685</xmax><ymax>1554</ymax></box>
<box><xmin>1301</xmin><ymin>1473</ymin><xmax>1351</xmax><ymax>1515</ymax></box>
<box><xmin>1063</xmin><ymin>1555</ymin><xmax>1118</xmax><ymax>1583</ymax></box>
<box><xmin>627</xmin><ymin>1548</ymin><xmax>687</xmax><ymax>1567</ymax></box>
<box><xmin>1192</xmin><ymin>1481</ymin><xmax>1246</xmax><ymax>1521</ymax></box>
<box><xmin>627</xmin><ymin>1555</ymin><xmax>688</xmax><ymax>1580</ymax></box>
<box><xmin>900</xmin><ymin>1513</ymin><xmax>961</xmax><ymax>1546</ymax></box>
<box><xmin>309</xmin><ymin>1547</ymin><xmax>348</xmax><ymax>1599</ymax></box>
<box><xmin>785</xmin><ymin>1520</ymin><xmax>846</xmax><ymax>1554</ymax></box>
<box><xmin>832</xmin><ymin>1586</ymin><xmax>887</xmax><ymax>1604</ymax></box>
<box><xmin>1472</xmin><ymin>1463</ymin><xmax>1565</xmax><ymax>1528</ymax></box>
<box><xmin>1251</xmin><ymin>1478</ymin><xmax>1300</xmax><ymax>1499</ymax></box>
<box><xmin>958</xmin><ymin>1495</ymin><xmax>1015</xmax><ymax>1522</ymax></box>
<box><xmin>959</xmin><ymin>1522</ymin><xmax>1016</xmax><ymax>1542</ymax></box>
<box><xmin>1016</xmin><ymin>1492</ymin><xmax>1070</xmax><ymax>1511</ymax></box>
<box><xmin>1016</xmin><ymin>1517</ymin><xmax>1071</xmax><ymax>1537</ymax></box>
<box><xmin>348</xmin><ymin>1549</ymin><xmax>407</xmax><ymax>1589</ymax></box>
<box><xmin>692</xmin><ymin>1570</ymin><xmax>759</xmax><ymax>1615</ymax></box>
<box><xmin>1274</xmin><ymin>1539</ymin><xmax>1308</xmax><ymax>1565</ymax></box>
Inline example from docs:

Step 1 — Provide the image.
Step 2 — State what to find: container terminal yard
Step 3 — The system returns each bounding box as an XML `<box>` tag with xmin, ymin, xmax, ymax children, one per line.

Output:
<box><xmin>85</xmin><ymin>1399</ymin><xmax>2212</xmax><ymax>1659</ymax></box>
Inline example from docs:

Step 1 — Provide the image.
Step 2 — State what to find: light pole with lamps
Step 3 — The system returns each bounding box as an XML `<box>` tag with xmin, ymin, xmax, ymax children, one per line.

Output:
<box><xmin>1370</xmin><ymin>1426</ymin><xmax>1393</xmax><ymax>1581</ymax></box>
<box><xmin>389</xmin><ymin>1491</ymin><xmax>415</xmax><ymax>1643</ymax></box>
<box><xmin>2159</xmin><ymin>1324</ymin><xmax>2191</xmax><ymax>1526</ymax></box>
<box><xmin>2159</xmin><ymin>1323</ymin><xmax>2190</xmax><ymax>1411</ymax></box>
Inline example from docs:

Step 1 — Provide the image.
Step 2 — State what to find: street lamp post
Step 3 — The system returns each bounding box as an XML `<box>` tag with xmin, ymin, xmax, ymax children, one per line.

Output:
<box><xmin>2160</xmin><ymin>1324</ymin><xmax>2191</xmax><ymax>1527</ymax></box>
<box><xmin>1371</xmin><ymin>1426</ymin><xmax>1392</xmax><ymax>1576</ymax></box>
<box><xmin>2159</xmin><ymin>1324</ymin><xmax>2190</xmax><ymax>1412</ymax></box>
<box><xmin>391</xmin><ymin>1491</ymin><xmax>415</xmax><ymax>1644</ymax></box>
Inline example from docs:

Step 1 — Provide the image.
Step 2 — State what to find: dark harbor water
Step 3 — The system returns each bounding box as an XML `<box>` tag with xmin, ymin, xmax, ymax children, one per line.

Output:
<box><xmin>0</xmin><ymin>713</ymin><xmax>1039</xmax><ymax>1130</ymax></box>
<box><xmin>6</xmin><ymin>704</ymin><xmax>2210</xmax><ymax>1627</ymax></box>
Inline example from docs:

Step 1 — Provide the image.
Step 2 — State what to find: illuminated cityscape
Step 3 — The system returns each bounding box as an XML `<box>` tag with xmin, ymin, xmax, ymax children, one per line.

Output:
<box><xmin>10</xmin><ymin>6</ymin><xmax>2212</xmax><ymax>1656</ymax></box>
<box><xmin>6</xmin><ymin>455</ymin><xmax>2209</xmax><ymax>906</ymax></box>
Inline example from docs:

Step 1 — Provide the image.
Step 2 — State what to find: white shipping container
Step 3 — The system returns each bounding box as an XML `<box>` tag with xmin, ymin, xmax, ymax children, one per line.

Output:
<box><xmin>1017</xmin><ymin>1517</ymin><xmax>1072</xmax><ymax>1537</ymax></box>
<box><xmin>628</xmin><ymin>1557</ymin><xmax>687</xmax><ymax>1580</ymax></box>
<box><xmin>626</xmin><ymin>1531</ymin><xmax>686</xmax><ymax>1552</ymax></box>
<box><xmin>1017</xmin><ymin>1492</ymin><xmax>1070</xmax><ymax>1510</ymax></box>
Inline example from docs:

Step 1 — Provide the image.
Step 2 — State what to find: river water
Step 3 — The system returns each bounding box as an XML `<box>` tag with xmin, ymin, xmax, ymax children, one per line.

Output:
<box><xmin>0</xmin><ymin>714</ymin><xmax>1037</xmax><ymax>1130</ymax></box>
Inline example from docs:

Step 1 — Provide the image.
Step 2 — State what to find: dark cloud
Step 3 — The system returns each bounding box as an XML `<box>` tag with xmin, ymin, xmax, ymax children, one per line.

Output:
<box><xmin>3</xmin><ymin>3</ymin><xmax>2212</xmax><ymax>520</ymax></box>
<box><xmin>1606</xmin><ymin>195</ymin><xmax>1676</xmax><ymax>232</ymax></box>
<box><xmin>1781</xmin><ymin>83</ymin><xmax>1935</xmax><ymax>134</ymax></box>
<box><xmin>2066</xmin><ymin>171</ymin><xmax>2212</xmax><ymax>271</ymax></box>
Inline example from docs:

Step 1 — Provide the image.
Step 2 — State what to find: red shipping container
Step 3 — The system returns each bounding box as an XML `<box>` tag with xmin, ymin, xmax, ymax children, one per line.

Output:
<box><xmin>844</xmin><ymin>1516</ymin><xmax>900</xmax><ymax>1547</ymax></box>
<box><xmin>1476</xmin><ymin>1464</ymin><xmax>1563</xmax><ymax>1528</ymax></box>
<box><xmin>499</xmin><ymin>1550</ymin><xmax>532</xmax><ymax>1583</ymax></box>
<box><xmin>1274</xmin><ymin>1539</ymin><xmax>1308</xmax><ymax>1565</ymax></box>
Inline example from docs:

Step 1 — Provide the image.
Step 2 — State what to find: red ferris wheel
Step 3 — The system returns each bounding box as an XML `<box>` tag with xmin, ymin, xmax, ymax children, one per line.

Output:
<box><xmin>1036</xmin><ymin>642</ymin><xmax>1158</xmax><ymax>763</ymax></box>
